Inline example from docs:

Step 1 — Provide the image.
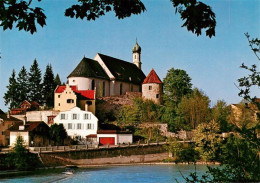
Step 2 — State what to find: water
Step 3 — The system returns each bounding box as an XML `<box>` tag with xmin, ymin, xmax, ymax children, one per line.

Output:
<box><xmin>0</xmin><ymin>164</ymin><xmax>211</xmax><ymax>183</ymax></box>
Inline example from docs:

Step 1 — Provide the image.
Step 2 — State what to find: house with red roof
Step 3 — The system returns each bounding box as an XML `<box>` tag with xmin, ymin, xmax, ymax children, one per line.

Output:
<box><xmin>142</xmin><ymin>69</ymin><xmax>163</xmax><ymax>104</ymax></box>
<box><xmin>54</xmin><ymin>84</ymin><xmax>96</xmax><ymax>114</ymax></box>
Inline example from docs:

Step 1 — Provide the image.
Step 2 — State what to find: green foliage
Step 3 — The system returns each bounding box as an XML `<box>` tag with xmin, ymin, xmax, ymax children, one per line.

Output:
<box><xmin>133</xmin><ymin>127</ymin><xmax>166</xmax><ymax>143</ymax></box>
<box><xmin>176</xmin><ymin>88</ymin><xmax>210</xmax><ymax>129</ymax></box>
<box><xmin>6</xmin><ymin>136</ymin><xmax>42</xmax><ymax>170</ymax></box>
<box><xmin>194</xmin><ymin>120</ymin><xmax>222</xmax><ymax>162</ymax></box>
<box><xmin>28</xmin><ymin>59</ymin><xmax>42</xmax><ymax>103</ymax></box>
<box><xmin>49</xmin><ymin>124</ymin><xmax>68</xmax><ymax>145</ymax></box>
<box><xmin>163</xmin><ymin>68</ymin><xmax>192</xmax><ymax>107</ymax></box>
<box><xmin>16</xmin><ymin>66</ymin><xmax>29</xmax><ymax>104</ymax></box>
<box><xmin>165</xmin><ymin>137</ymin><xmax>182</xmax><ymax>157</ymax></box>
<box><xmin>171</xmin><ymin>0</ymin><xmax>216</xmax><ymax>38</ymax></box>
<box><xmin>208</xmin><ymin>134</ymin><xmax>260</xmax><ymax>182</ymax></box>
<box><xmin>211</xmin><ymin>100</ymin><xmax>232</xmax><ymax>132</ymax></box>
<box><xmin>4</xmin><ymin>69</ymin><xmax>19</xmax><ymax>109</ymax></box>
<box><xmin>42</xmin><ymin>64</ymin><xmax>56</xmax><ymax>107</ymax></box>
<box><xmin>117</xmin><ymin>98</ymin><xmax>161</xmax><ymax>126</ymax></box>
<box><xmin>179</xmin><ymin>144</ymin><xmax>200</xmax><ymax>163</ymax></box>
<box><xmin>54</xmin><ymin>74</ymin><xmax>62</xmax><ymax>86</ymax></box>
<box><xmin>1</xmin><ymin>0</ymin><xmax>216</xmax><ymax>38</ymax></box>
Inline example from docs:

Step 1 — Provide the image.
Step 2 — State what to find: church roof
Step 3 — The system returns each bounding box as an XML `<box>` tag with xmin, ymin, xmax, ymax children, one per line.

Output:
<box><xmin>132</xmin><ymin>42</ymin><xmax>141</xmax><ymax>53</ymax></box>
<box><xmin>55</xmin><ymin>85</ymin><xmax>95</xmax><ymax>100</ymax></box>
<box><xmin>143</xmin><ymin>69</ymin><xmax>162</xmax><ymax>84</ymax></box>
<box><xmin>97</xmin><ymin>53</ymin><xmax>146</xmax><ymax>85</ymax></box>
<box><xmin>68</xmin><ymin>57</ymin><xmax>109</xmax><ymax>80</ymax></box>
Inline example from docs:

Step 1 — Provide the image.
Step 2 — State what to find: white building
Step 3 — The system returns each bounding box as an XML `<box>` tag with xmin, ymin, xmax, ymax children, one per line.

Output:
<box><xmin>54</xmin><ymin>107</ymin><xmax>98</xmax><ymax>140</ymax></box>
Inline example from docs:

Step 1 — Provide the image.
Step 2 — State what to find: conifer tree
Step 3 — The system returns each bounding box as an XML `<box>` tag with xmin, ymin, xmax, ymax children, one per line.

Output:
<box><xmin>28</xmin><ymin>59</ymin><xmax>42</xmax><ymax>103</ymax></box>
<box><xmin>4</xmin><ymin>70</ymin><xmax>19</xmax><ymax>109</ymax></box>
<box><xmin>54</xmin><ymin>74</ymin><xmax>61</xmax><ymax>86</ymax></box>
<box><xmin>42</xmin><ymin>64</ymin><xmax>55</xmax><ymax>108</ymax></box>
<box><xmin>16</xmin><ymin>66</ymin><xmax>29</xmax><ymax>105</ymax></box>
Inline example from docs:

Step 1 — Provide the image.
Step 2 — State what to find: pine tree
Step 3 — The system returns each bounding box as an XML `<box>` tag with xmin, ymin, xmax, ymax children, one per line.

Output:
<box><xmin>54</xmin><ymin>74</ymin><xmax>61</xmax><ymax>86</ymax></box>
<box><xmin>4</xmin><ymin>70</ymin><xmax>19</xmax><ymax>109</ymax></box>
<box><xmin>16</xmin><ymin>66</ymin><xmax>29</xmax><ymax>105</ymax></box>
<box><xmin>42</xmin><ymin>64</ymin><xmax>55</xmax><ymax>108</ymax></box>
<box><xmin>28</xmin><ymin>59</ymin><xmax>42</xmax><ymax>103</ymax></box>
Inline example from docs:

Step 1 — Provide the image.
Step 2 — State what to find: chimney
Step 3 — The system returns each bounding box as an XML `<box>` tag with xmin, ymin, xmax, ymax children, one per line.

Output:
<box><xmin>7</xmin><ymin>111</ymin><xmax>10</xmax><ymax>119</ymax></box>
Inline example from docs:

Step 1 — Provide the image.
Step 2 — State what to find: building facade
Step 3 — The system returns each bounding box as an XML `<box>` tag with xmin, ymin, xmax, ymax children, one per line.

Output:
<box><xmin>67</xmin><ymin>42</ymin><xmax>146</xmax><ymax>98</ymax></box>
<box><xmin>142</xmin><ymin>69</ymin><xmax>163</xmax><ymax>104</ymax></box>
<box><xmin>53</xmin><ymin>107</ymin><xmax>98</xmax><ymax>140</ymax></box>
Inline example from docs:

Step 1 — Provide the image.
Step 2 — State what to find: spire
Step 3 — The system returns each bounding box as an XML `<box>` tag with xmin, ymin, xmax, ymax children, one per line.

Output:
<box><xmin>132</xmin><ymin>39</ymin><xmax>141</xmax><ymax>53</ymax></box>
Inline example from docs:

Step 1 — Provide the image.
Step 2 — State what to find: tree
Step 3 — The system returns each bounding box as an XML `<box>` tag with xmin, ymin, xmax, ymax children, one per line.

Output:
<box><xmin>176</xmin><ymin>88</ymin><xmax>210</xmax><ymax>129</ymax></box>
<box><xmin>49</xmin><ymin>124</ymin><xmax>68</xmax><ymax>146</ymax></box>
<box><xmin>54</xmin><ymin>74</ymin><xmax>61</xmax><ymax>86</ymax></box>
<box><xmin>42</xmin><ymin>64</ymin><xmax>55</xmax><ymax>107</ymax></box>
<box><xmin>28</xmin><ymin>59</ymin><xmax>42</xmax><ymax>103</ymax></box>
<box><xmin>163</xmin><ymin>68</ymin><xmax>192</xmax><ymax>107</ymax></box>
<box><xmin>1</xmin><ymin>0</ymin><xmax>216</xmax><ymax>38</ymax></box>
<box><xmin>194</xmin><ymin>120</ymin><xmax>222</xmax><ymax>162</ymax></box>
<box><xmin>4</xmin><ymin>69</ymin><xmax>19</xmax><ymax>109</ymax></box>
<box><xmin>211</xmin><ymin>100</ymin><xmax>232</xmax><ymax>132</ymax></box>
<box><xmin>16</xmin><ymin>66</ymin><xmax>29</xmax><ymax>105</ymax></box>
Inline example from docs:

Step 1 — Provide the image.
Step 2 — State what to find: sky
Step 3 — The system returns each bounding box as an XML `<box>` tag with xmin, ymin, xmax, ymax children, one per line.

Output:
<box><xmin>0</xmin><ymin>0</ymin><xmax>259</xmax><ymax>112</ymax></box>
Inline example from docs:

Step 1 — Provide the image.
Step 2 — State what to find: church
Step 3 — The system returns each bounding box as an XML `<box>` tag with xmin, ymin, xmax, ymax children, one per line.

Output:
<box><xmin>67</xmin><ymin>42</ymin><xmax>146</xmax><ymax>97</ymax></box>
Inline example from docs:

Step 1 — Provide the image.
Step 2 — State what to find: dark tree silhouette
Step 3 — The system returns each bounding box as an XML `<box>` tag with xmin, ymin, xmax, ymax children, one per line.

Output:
<box><xmin>1</xmin><ymin>0</ymin><xmax>216</xmax><ymax>38</ymax></box>
<box><xmin>4</xmin><ymin>69</ymin><xmax>19</xmax><ymax>109</ymax></box>
<box><xmin>42</xmin><ymin>64</ymin><xmax>55</xmax><ymax>108</ymax></box>
<box><xmin>28</xmin><ymin>59</ymin><xmax>42</xmax><ymax>103</ymax></box>
<box><xmin>16</xmin><ymin>66</ymin><xmax>29</xmax><ymax>105</ymax></box>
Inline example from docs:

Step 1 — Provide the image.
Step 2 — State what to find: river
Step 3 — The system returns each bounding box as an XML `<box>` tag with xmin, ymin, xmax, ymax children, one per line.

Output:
<box><xmin>0</xmin><ymin>164</ymin><xmax>212</xmax><ymax>183</ymax></box>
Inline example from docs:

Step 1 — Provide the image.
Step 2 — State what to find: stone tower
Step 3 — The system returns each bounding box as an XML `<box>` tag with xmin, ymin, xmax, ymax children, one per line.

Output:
<box><xmin>132</xmin><ymin>41</ymin><xmax>142</xmax><ymax>69</ymax></box>
<box><xmin>142</xmin><ymin>69</ymin><xmax>163</xmax><ymax>104</ymax></box>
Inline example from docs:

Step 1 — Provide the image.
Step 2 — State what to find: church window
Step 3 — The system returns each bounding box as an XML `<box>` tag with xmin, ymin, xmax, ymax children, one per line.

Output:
<box><xmin>102</xmin><ymin>82</ymin><xmax>105</xmax><ymax>96</ymax></box>
<box><xmin>156</xmin><ymin>94</ymin><xmax>159</xmax><ymax>98</ymax></box>
<box><xmin>149</xmin><ymin>86</ymin><xmax>152</xmax><ymax>90</ymax></box>
<box><xmin>92</xmin><ymin>80</ymin><xmax>95</xmax><ymax>90</ymax></box>
<box><xmin>135</xmin><ymin>55</ymin><xmax>136</xmax><ymax>59</ymax></box>
<box><xmin>120</xmin><ymin>83</ymin><xmax>123</xmax><ymax>95</ymax></box>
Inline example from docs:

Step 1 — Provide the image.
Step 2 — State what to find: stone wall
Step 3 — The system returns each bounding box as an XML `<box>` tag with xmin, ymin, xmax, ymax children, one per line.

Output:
<box><xmin>39</xmin><ymin>144</ymin><xmax>167</xmax><ymax>166</ymax></box>
<box><xmin>96</xmin><ymin>92</ymin><xmax>141</xmax><ymax>120</ymax></box>
<box><xmin>142</xmin><ymin>83</ymin><xmax>163</xmax><ymax>104</ymax></box>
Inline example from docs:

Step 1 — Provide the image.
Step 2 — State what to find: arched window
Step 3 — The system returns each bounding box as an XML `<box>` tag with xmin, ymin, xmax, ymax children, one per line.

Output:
<box><xmin>102</xmin><ymin>81</ymin><xmax>105</xmax><ymax>96</ymax></box>
<box><xmin>91</xmin><ymin>80</ymin><xmax>95</xmax><ymax>90</ymax></box>
<box><xmin>120</xmin><ymin>83</ymin><xmax>123</xmax><ymax>95</ymax></box>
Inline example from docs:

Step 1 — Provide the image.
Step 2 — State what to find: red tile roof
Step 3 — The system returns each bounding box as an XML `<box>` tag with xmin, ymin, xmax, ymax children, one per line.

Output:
<box><xmin>55</xmin><ymin>85</ymin><xmax>95</xmax><ymax>100</ymax></box>
<box><xmin>143</xmin><ymin>69</ymin><xmax>162</xmax><ymax>84</ymax></box>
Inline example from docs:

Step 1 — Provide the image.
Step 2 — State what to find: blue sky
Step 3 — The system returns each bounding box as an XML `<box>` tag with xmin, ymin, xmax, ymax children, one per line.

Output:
<box><xmin>0</xmin><ymin>0</ymin><xmax>259</xmax><ymax>112</ymax></box>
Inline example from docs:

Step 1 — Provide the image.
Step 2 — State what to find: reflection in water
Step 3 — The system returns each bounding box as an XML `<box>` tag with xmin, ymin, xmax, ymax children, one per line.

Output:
<box><xmin>0</xmin><ymin>165</ymin><xmax>211</xmax><ymax>183</ymax></box>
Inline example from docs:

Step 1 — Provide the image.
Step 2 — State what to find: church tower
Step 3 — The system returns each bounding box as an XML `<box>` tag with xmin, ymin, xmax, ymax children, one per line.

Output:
<box><xmin>132</xmin><ymin>40</ymin><xmax>142</xmax><ymax>69</ymax></box>
<box><xmin>142</xmin><ymin>69</ymin><xmax>163</xmax><ymax>104</ymax></box>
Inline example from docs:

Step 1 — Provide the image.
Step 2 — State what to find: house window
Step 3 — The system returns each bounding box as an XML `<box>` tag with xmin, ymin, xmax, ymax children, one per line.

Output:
<box><xmin>84</xmin><ymin>113</ymin><xmax>89</xmax><ymax>120</ymax></box>
<box><xmin>68</xmin><ymin>123</ymin><xmax>72</xmax><ymax>129</ymax></box>
<box><xmin>58</xmin><ymin>103</ymin><xmax>60</xmax><ymax>106</ymax></box>
<box><xmin>120</xmin><ymin>83</ymin><xmax>123</xmax><ymax>95</ymax></box>
<box><xmin>58</xmin><ymin>95</ymin><xmax>60</xmax><ymax>98</ymax></box>
<box><xmin>2</xmin><ymin>131</ymin><xmax>5</xmax><ymax>135</ymax></box>
<box><xmin>92</xmin><ymin>80</ymin><xmax>95</xmax><ymax>90</ymax></box>
<box><xmin>73</xmin><ymin>80</ymin><xmax>75</xmax><ymax>82</ymax></box>
<box><xmin>67</xmin><ymin>99</ymin><xmax>74</xmax><ymax>103</ymax></box>
<box><xmin>102</xmin><ymin>81</ymin><xmax>105</xmax><ymax>96</ymax></box>
<box><xmin>72</xmin><ymin>113</ymin><xmax>78</xmax><ymax>120</ymax></box>
<box><xmin>77</xmin><ymin>123</ymin><xmax>82</xmax><ymax>129</ymax></box>
<box><xmin>149</xmin><ymin>86</ymin><xmax>152</xmax><ymax>90</ymax></box>
<box><xmin>156</xmin><ymin>94</ymin><xmax>159</xmax><ymax>98</ymax></box>
<box><xmin>87</xmin><ymin>123</ymin><xmax>93</xmax><ymax>129</ymax></box>
<box><xmin>60</xmin><ymin>113</ymin><xmax>66</xmax><ymax>120</ymax></box>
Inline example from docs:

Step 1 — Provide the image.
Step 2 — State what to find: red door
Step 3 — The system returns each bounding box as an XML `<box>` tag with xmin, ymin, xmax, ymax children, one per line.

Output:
<box><xmin>99</xmin><ymin>137</ymin><xmax>115</xmax><ymax>145</ymax></box>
